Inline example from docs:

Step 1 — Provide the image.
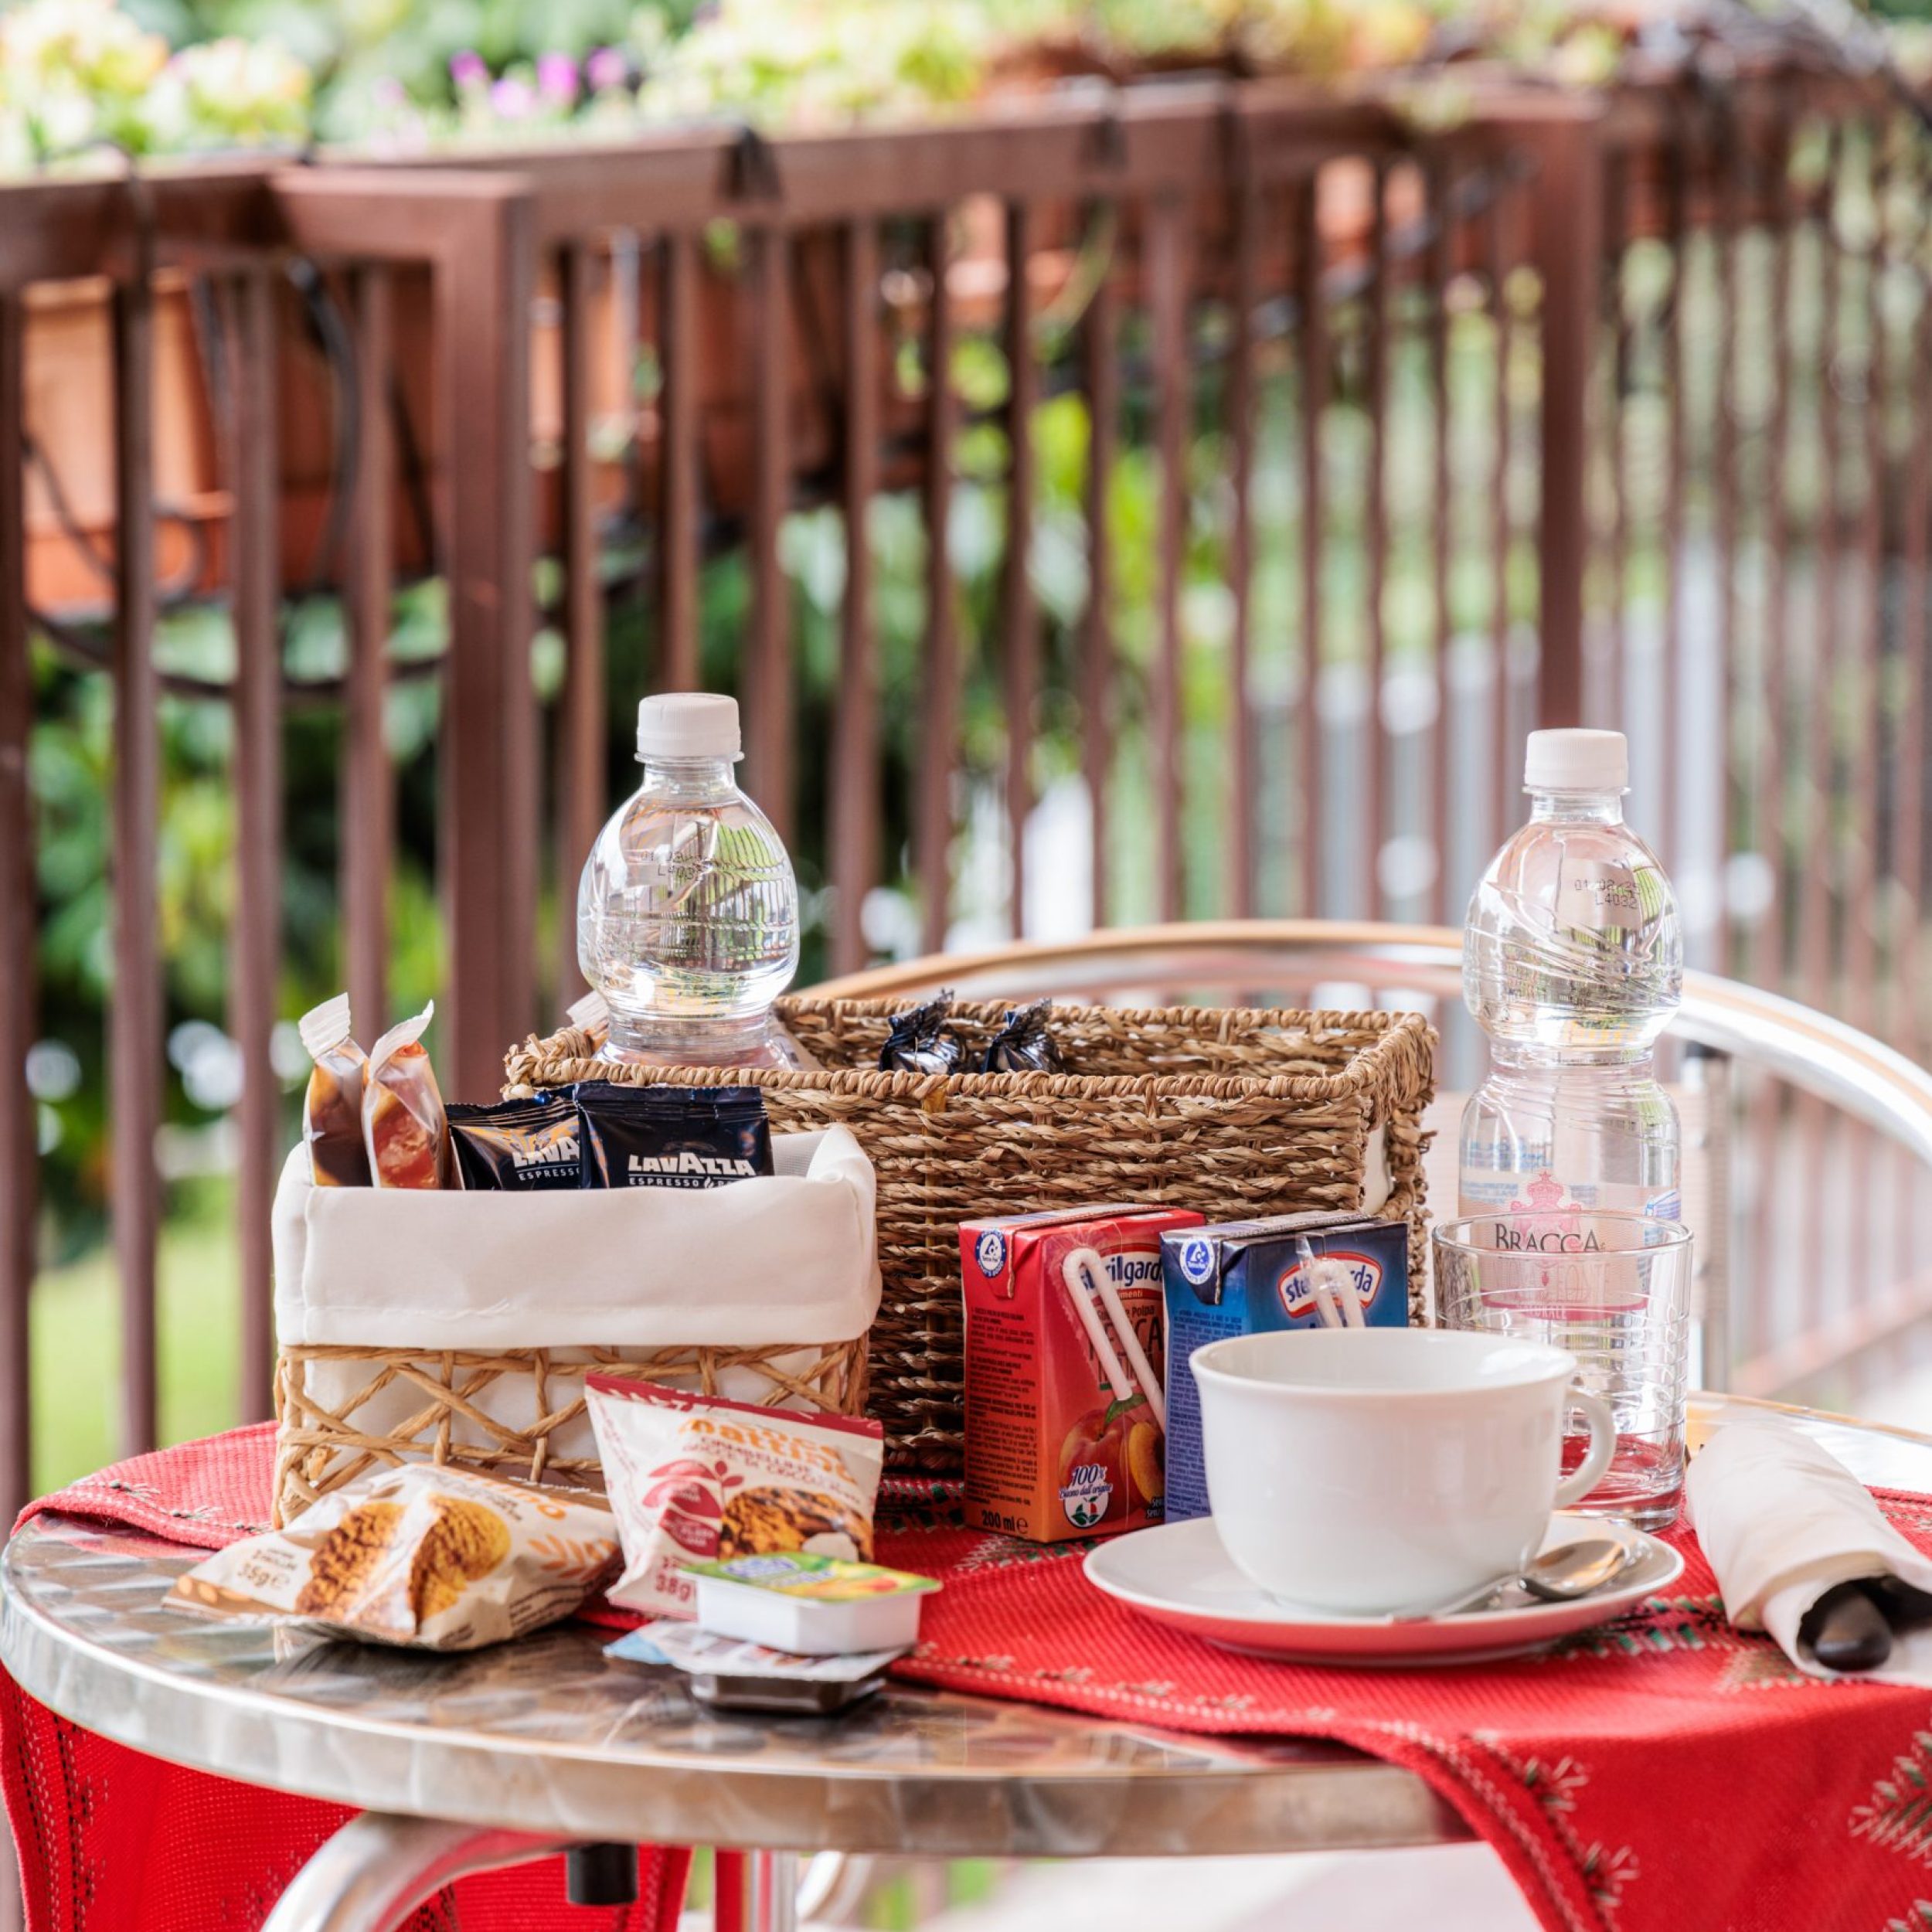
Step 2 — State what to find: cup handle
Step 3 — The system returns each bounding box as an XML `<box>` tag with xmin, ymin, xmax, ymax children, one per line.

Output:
<box><xmin>1551</xmin><ymin>1386</ymin><xmax>1617</xmax><ymax>1509</ymax></box>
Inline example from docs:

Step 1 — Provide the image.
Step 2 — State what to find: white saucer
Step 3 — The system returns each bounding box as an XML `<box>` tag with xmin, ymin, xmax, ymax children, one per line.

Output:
<box><xmin>1083</xmin><ymin>1512</ymin><xmax>1684</xmax><ymax>1666</ymax></box>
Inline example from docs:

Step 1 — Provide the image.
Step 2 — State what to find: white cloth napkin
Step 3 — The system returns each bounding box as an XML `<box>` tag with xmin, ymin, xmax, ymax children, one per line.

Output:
<box><xmin>1686</xmin><ymin>1410</ymin><xmax>1932</xmax><ymax>1683</ymax></box>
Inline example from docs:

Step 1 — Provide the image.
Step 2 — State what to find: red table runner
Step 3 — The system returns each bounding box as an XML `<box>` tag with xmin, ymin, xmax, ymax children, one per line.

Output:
<box><xmin>11</xmin><ymin>1427</ymin><xmax>1932</xmax><ymax>1932</ymax></box>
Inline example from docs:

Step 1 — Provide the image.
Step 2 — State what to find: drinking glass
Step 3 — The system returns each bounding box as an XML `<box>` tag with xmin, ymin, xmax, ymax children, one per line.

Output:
<box><xmin>1431</xmin><ymin>1212</ymin><xmax>1692</xmax><ymax>1531</ymax></box>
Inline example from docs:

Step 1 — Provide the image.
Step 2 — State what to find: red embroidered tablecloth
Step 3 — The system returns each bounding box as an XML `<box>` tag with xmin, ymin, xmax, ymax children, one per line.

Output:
<box><xmin>11</xmin><ymin>1426</ymin><xmax>1932</xmax><ymax>1932</ymax></box>
<box><xmin>0</xmin><ymin>1425</ymin><xmax>686</xmax><ymax>1932</ymax></box>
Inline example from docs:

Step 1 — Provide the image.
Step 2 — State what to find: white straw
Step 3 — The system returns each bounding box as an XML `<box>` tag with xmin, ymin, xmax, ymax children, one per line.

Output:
<box><xmin>1059</xmin><ymin>1248</ymin><xmax>1135</xmax><ymax>1406</ymax></box>
<box><xmin>1089</xmin><ymin>1260</ymin><xmax>1168</xmax><ymax>1430</ymax></box>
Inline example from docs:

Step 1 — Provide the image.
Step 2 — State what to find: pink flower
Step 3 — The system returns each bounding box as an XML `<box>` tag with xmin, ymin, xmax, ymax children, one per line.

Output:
<box><xmin>449</xmin><ymin>49</ymin><xmax>487</xmax><ymax>89</ymax></box>
<box><xmin>536</xmin><ymin>51</ymin><xmax>578</xmax><ymax>104</ymax></box>
<box><xmin>585</xmin><ymin>45</ymin><xmax>628</xmax><ymax>92</ymax></box>
<box><xmin>490</xmin><ymin>75</ymin><xmax>534</xmax><ymax>117</ymax></box>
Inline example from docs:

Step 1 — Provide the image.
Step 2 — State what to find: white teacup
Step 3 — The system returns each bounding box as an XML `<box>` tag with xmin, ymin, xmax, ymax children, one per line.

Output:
<box><xmin>1192</xmin><ymin>1328</ymin><xmax>1617</xmax><ymax>1617</ymax></box>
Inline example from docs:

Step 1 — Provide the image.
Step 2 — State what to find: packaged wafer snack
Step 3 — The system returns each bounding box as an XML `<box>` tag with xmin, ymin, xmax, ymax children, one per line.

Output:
<box><xmin>299</xmin><ymin>995</ymin><xmax>370</xmax><ymax>1189</ymax></box>
<box><xmin>447</xmin><ymin>1093</ymin><xmax>580</xmax><ymax>1192</ymax></box>
<box><xmin>362</xmin><ymin>1002</ymin><xmax>451</xmax><ymax>1190</ymax></box>
<box><xmin>167</xmin><ymin>1464</ymin><xmax>619</xmax><ymax>1651</ymax></box>
<box><xmin>573</xmin><ymin>1082</ymin><xmax>772</xmax><ymax>1191</ymax></box>
<box><xmin>584</xmin><ymin>1376</ymin><xmax>885</xmax><ymax>1621</ymax></box>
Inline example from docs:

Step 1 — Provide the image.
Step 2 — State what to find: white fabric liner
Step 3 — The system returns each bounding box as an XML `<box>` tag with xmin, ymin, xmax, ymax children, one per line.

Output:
<box><xmin>271</xmin><ymin>1128</ymin><xmax>880</xmax><ymax>1458</ymax></box>
<box><xmin>273</xmin><ymin>1125</ymin><xmax>880</xmax><ymax>1349</ymax></box>
<box><xmin>1687</xmin><ymin>1410</ymin><xmax>1932</xmax><ymax>1684</ymax></box>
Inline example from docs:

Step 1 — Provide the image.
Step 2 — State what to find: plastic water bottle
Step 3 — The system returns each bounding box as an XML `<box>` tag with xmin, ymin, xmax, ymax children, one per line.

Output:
<box><xmin>1458</xmin><ymin>729</ymin><xmax>1682</xmax><ymax>1219</ymax></box>
<box><xmin>577</xmin><ymin>692</ymin><xmax>810</xmax><ymax>1070</ymax></box>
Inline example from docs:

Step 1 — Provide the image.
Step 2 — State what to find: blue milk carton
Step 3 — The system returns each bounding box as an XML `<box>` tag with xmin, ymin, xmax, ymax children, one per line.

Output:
<box><xmin>1159</xmin><ymin>1213</ymin><xmax>1411</xmax><ymax>1522</ymax></box>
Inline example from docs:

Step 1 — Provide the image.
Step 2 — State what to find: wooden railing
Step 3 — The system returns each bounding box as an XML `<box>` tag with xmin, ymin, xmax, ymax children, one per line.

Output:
<box><xmin>1</xmin><ymin>61</ymin><xmax>1927</xmax><ymax>1520</ymax></box>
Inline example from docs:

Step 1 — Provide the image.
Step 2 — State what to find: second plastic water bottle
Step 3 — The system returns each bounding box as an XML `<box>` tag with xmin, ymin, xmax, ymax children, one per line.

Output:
<box><xmin>1458</xmin><ymin>728</ymin><xmax>1682</xmax><ymax>1218</ymax></box>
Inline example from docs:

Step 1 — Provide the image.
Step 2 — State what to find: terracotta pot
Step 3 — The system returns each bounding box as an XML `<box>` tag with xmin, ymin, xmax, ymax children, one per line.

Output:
<box><xmin>23</xmin><ymin>274</ymin><xmax>227</xmax><ymax>618</ymax></box>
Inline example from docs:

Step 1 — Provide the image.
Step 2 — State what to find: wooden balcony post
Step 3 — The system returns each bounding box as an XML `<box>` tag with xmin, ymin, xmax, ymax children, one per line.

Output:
<box><xmin>0</xmin><ymin>291</ymin><xmax>35</xmax><ymax>1515</ymax></box>
<box><xmin>1522</xmin><ymin>101</ymin><xmax>1606</xmax><ymax>733</ymax></box>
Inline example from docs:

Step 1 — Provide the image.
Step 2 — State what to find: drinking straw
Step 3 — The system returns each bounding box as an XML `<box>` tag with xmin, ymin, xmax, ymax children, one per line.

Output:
<box><xmin>1058</xmin><ymin>1248</ymin><xmax>1136</xmax><ymax>1407</ymax></box>
<box><xmin>1084</xmin><ymin>1250</ymin><xmax>1168</xmax><ymax>1429</ymax></box>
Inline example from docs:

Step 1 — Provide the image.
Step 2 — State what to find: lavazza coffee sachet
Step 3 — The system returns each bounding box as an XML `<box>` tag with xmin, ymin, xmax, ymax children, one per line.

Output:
<box><xmin>572</xmin><ymin>1082</ymin><xmax>774</xmax><ymax>1191</ymax></box>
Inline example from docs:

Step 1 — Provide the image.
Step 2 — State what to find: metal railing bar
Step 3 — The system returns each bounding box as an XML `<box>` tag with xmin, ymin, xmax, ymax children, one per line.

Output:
<box><xmin>828</xmin><ymin>217</ymin><xmax>880</xmax><ymax>976</ymax></box>
<box><xmin>0</xmin><ymin>291</ymin><xmax>35</xmax><ymax>1515</ymax></box>
<box><xmin>657</xmin><ymin>232</ymin><xmax>701</xmax><ymax>694</ymax></box>
<box><xmin>109</xmin><ymin>261</ymin><xmax>162</xmax><ymax>1457</ymax></box>
<box><xmin>1226</xmin><ymin>177</ymin><xmax>1260</xmax><ymax>922</ymax></box>
<box><xmin>1082</xmin><ymin>206</ymin><xmax>1119</xmax><ymax>933</ymax></box>
<box><xmin>1001</xmin><ymin>199</ymin><xmax>1039</xmax><ymax>940</ymax></box>
<box><xmin>1294</xmin><ymin>172</ymin><xmax>1325</xmax><ymax>917</ymax></box>
<box><xmin>556</xmin><ymin>240</ymin><xmax>603</xmax><ymax>1005</ymax></box>
<box><xmin>1362</xmin><ymin>159</ymin><xmax>1389</xmax><ymax>922</ymax></box>
<box><xmin>344</xmin><ymin>265</ymin><xmax>393</xmax><ymax>1043</ymax></box>
<box><xmin>916</xmin><ymin>212</ymin><xmax>958</xmax><ymax>957</ymax></box>
<box><xmin>225</xmin><ymin>267</ymin><xmax>281</xmax><ymax>1418</ymax></box>
<box><xmin>747</xmin><ymin>223</ymin><xmax>796</xmax><ymax>847</ymax></box>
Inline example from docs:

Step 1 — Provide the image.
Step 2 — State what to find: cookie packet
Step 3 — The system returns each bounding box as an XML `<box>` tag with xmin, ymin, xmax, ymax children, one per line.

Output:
<box><xmin>299</xmin><ymin>994</ymin><xmax>370</xmax><ymax>1188</ymax></box>
<box><xmin>363</xmin><ymin>1002</ymin><xmax>451</xmax><ymax>1190</ymax></box>
<box><xmin>167</xmin><ymin>1464</ymin><xmax>619</xmax><ymax>1651</ymax></box>
<box><xmin>583</xmin><ymin>1376</ymin><xmax>885</xmax><ymax>1621</ymax></box>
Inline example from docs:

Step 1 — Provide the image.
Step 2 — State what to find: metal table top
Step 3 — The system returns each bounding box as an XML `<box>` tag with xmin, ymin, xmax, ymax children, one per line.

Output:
<box><xmin>4</xmin><ymin>1395</ymin><xmax>1928</xmax><ymax>1862</ymax></box>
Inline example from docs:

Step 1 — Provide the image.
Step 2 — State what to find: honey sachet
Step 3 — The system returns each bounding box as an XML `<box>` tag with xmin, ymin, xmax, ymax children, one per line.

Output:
<box><xmin>363</xmin><ymin>1002</ymin><xmax>451</xmax><ymax>1189</ymax></box>
<box><xmin>298</xmin><ymin>994</ymin><xmax>369</xmax><ymax>1188</ymax></box>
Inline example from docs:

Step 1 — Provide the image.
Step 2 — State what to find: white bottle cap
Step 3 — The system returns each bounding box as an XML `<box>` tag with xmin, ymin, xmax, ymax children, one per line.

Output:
<box><xmin>1522</xmin><ymin>728</ymin><xmax>1628</xmax><ymax>794</ymax></box>
<box><xmin>636</xmin><ymin>692</ymin><xmax>742</xmax><ymax>762</ymax></box>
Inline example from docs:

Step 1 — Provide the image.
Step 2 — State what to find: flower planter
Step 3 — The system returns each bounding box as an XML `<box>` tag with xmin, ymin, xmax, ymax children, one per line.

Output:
<box><xmin>22</xmin><ymin>274</ymin><xmax>229</xmax><ymax>617</ymax></box>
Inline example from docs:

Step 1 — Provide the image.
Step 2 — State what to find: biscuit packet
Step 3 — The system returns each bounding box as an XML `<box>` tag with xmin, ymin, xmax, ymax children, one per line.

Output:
<box><xmin>168</xmin><ymin>1464</ymin><xmax>619</xmax><ymax>1651</ymax></box>
<box><xmin>584</xmin><ymin>1376</ymin><xmax>885</xmax><ymax>1621</ymax></box>
<box><xmin>363</xmin><ymin>1002</ymin><xmax>451</xmax><ymax>1189</ymax></box>
<box><xmin>299</xmin><ymin>994</ymin><xmax>370</xmax><ymax>1188</ymax></box>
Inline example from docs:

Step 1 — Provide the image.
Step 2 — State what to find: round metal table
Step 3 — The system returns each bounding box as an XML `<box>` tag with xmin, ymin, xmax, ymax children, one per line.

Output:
<box><xmin>4</xmin><ymin>1396</ymin><xmax>1928</xmax><ymax>1931</ymax></box>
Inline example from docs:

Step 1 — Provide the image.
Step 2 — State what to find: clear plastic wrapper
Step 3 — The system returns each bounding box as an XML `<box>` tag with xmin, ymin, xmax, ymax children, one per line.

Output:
<box><xmin>299</xmin><ymin>994</ymin><xmax>369</xmax><ymax>1189</ymax></box>
<box><xmin>584</xmin><ymin>1376</ymin><xmax>884</xmax><ymax>1621</ymax></box>
<box><xmin>168</xmin><ymin>1464</ymin><xmax>618</xmax><ymax>1651</ymax></box>
<box><xmin>362</xmin><ymin>1002</ymin><xmax>451</xmax><ymax>1190</ymax></box>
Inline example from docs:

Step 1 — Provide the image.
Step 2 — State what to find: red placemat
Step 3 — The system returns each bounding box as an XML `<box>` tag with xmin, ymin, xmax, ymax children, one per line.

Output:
<box><xmin>12</xmin><ymin>1428</ymin><xmax>1932</xmax><ymax>1932</ymax></box>
<box><xmin>872</xmin><ymin>1507</ymin><xmax>1932</xmax><ymax>1932</ymax></box>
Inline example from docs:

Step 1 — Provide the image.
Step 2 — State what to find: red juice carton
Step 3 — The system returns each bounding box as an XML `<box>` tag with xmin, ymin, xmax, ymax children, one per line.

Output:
<box><xmin>960</xmin><ymin>1204</ymin><xmax>1205</xmax><ymax>1542</ymax></box>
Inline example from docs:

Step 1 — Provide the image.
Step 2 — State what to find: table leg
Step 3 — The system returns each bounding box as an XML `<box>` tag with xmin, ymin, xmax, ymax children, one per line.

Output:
<box><xmin>715</xmin><ymin>1849</ymin><xmax>801</xmax><ymax>1932</ymax></box>
<box><xmin>260</xmin><ymin>1814</ymin><xmax>577</xmax><ymax>1932</ymax></box>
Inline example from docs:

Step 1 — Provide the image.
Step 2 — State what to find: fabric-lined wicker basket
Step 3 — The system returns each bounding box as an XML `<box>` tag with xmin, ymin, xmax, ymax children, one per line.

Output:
<box><xmin>505</xmin><ymin>995</ymin><xmax>1436</xmax><ymax>1474</ymax></box>
<box><xmin>269</xmin><ymin>1127</ymin><xmax>878</xmax><ymax>1525</ymax></box>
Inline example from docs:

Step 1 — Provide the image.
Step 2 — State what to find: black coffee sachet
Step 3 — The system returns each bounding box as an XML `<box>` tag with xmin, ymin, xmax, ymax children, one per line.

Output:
<box><xmin>447</xmin><ymin>1094</ymin><xmax>581</xmax><ymax>1192</ymax></box>
<box><xmin>981</xmin><ymin>998</ymin><xmax>1063</xmax><ymax>1073</ymax></box>
<box><xmin>572</xmin><ymin>1081</ymin><xmax>774</xmax><ymax>1191</ymax></box>
<box><xmin>877</xmin><ymin>991</ymin><xmax>964</xmax><ymax>1076</ymax></box>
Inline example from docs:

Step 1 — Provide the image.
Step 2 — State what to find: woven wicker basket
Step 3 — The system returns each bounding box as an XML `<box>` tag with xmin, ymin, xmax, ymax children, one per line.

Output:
<box><xmin>506</xmin><ymin>995</ymin><xmax>1435</xmax><ymax>1474</ymax></box>
<box><xmin>273</xmin><ymin>1339</ymin><xmax>866</xmax><ymax>1526</ymax></box>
